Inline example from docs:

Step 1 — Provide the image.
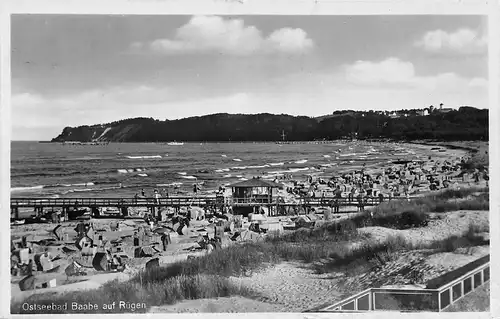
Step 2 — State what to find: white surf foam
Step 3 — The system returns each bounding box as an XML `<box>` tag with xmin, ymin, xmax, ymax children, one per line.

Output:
<box><xmin>178</xmin><ymin>172</ymin><xmax>187</xmax><ymax>175</ymax></box>
<box><xmin>247</xmin><ymin>165</ymin><xmax>270</xmax><ymax>169</ymax></box>
<box><xmin>231</xmin><ymin>166</ymin><xmax>247</xmax><ymax>170</ymax></box>
<box><xmin>117</xmin><ymin>169</ymin><xmax>128</xmax><ymax>174</ymax></box>
<box><xmin>222</xmin><ymin>154</ymin><xmax>227</xmax><ymax>157</ymax></box>
<box><xmin>62</xmin><ymin>182</ymin><xmax>95</xmax><ymax>187</ymax></box>
<box><xmin>339</xmin><ymin>153</ymin><xmax>357</xmax><ymax>157</ymax></box>
<box><xmin>323</xmin><ymin>155</ymin><xmax>331</xmax><ymax>158</ymax></box>
<box><xmin>138</xmin><ymin>173</ymin><xmax>148</xmax><ymax>177</ymax></box>
<box><xmin>157</xmin><ymin>182</ymin><xmax>183</xmax><ymax>187</ymax></box>
<box><xmin>126</xmin><ymin>155</ymin><xmax>162</xmax><ymax>159</ymax></box>
<box><xmin>180</xmin><ymin>175</ymin><xmax>197</xmax><ymax>180</ymax></box>
<box><xmin>233</xmin><ymin>158</ymin><xmax>242</xmax><ymax>162</ymax></box>
<box><xmin>11</xmin><ymin>185</ymin><xmax>44</xmax><ymax>192</ymax></box>
<box><xmin>295</xmin><ymin>159</ymin><xmax>308</xmax><ymax>164</ymax></box>
<box><xmin>288</xmin><ymin>167</ymin><xmax>309</xmax><ymax>173</ymax></box>
<box><xmin>268</xmin><ymin>162</ymin><xmax>284</xmax><ymax>166</ymax></box>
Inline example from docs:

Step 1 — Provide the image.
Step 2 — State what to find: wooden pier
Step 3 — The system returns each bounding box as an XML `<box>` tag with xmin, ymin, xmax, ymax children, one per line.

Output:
<box><xmin>10</xmin><ymin>195</ymin><xmax>411</xmax><ymax>220</ymax></box>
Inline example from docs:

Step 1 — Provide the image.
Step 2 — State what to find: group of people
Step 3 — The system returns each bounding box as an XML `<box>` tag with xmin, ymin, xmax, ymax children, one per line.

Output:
<box><xmin>281</xmin><ymin>153</ymin><xmax>488</xmax><ymax>212</ymax></box>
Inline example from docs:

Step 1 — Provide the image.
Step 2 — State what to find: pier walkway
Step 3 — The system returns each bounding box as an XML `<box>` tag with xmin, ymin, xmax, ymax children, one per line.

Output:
<box><xmin>10</xmin><ymin>195</ymin><xmax>412</xmax><ymax>219</ymax></box>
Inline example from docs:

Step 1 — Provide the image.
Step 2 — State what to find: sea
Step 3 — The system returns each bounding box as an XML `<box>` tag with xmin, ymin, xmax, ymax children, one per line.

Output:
<box><xmin>10</xmin><ymin>141</ymin><xmax>456</xmax><ymax>199</ymax></box>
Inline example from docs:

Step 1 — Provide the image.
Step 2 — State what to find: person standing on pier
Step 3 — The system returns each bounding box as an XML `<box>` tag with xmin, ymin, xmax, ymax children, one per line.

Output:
<box><xmin>154</xmin><ymin>189</ymin><xmax>161</xmax><ymax>205</ymax></box>
<box><xmin>334</xmin><ymin>187</ymin><xmax>342</xmax><ymax>213</ymax></box>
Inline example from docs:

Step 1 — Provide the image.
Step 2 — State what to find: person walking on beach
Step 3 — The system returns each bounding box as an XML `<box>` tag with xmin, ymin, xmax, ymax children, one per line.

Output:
<box><xmin>141</xmin><ymin>188</ymin><xmax>146</xmax><ymax>197</ymax></box>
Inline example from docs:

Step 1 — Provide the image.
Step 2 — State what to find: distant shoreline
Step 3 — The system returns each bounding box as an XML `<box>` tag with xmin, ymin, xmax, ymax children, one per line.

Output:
<box><xmin>29</xmin><ymin>139</ymin><xmax>487</xmax><ymax>152</ymax></box>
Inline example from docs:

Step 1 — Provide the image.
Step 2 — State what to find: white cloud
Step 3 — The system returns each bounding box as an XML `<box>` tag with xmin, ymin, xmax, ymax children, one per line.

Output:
<box><xmin>132</xmin><ymin>15</ymin><xmax>314</xmax><ymax>56</ymax></box>
<box><xmin>12</xmin><ymin>57</ymin><xmax>487</xmax><ymax>141</ymax></box>
<box><xmin>469</xmin><ymin>77</ymin><xmax>488</xmax><ymax>88</ymax></box>
<box><xmin>344</xmin><ymin>58</ymin><xmax>416</xmax><ymax>85</ymax></box>
<box><xmin>414</xmin><ymin>28</ymin><xmax>486</xmax><ymax>54</ymax></box>
<box><xmin>343</xmin><ymin>57</ymin><xmax>488</xmax><ymax>91</ymax></box>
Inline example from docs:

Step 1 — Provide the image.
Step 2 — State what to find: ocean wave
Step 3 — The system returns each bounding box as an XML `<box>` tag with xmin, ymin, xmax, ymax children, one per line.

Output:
<box><xmin>214</xmin><ymin>169</ymin><xmax>228</xmax><ymax>173</ymax></box>
<box><xmin>339</xmin><ymin>153</ymin><xmax>357</xmax><ymax>157</ymax></box>
<box><xmin>320</xmin><ymin>163</ymin><xmax>336</xmax><ymax>167</ymax></box>
<box><xmin>221</xmin><ymin>154</ymin><xmax>227</xmax><ymax>158</ymax></box>
<box><xmin>263</xmin><ymin>173</ymin><xmax>284</xmax><ymax>179</ymax></box>
<box><xmin>180</xmin><ymin>175</ymin><xmax>197</xmax><ymax>180</ymax></box>
<box><xmin>294</xmin><ymin>159</ymin><xmax>308</xmax><ymax>164</ymax></box>
<box><xmin>178</xmin><ymin>172</ymin><xmax>187</xmax><ymax>175</ymax></box>
<box><xmin>61</xmin><ymin>182</ymin><xmax>95</xmax><ymax>187</ymax></box>
<box><xmin>69</xmin><ymin>157</ymin><xmax>105</xmax><ymax>161</ymax></box>
<box><xmin>63</xmin><ymin>188</ymin><xmax>94</xmax><ymax>194</ymax></box>
<box><xmin>233</xmin><ymin>158</ymin><xmax>242</xmax><ymax>162</ymax></box>
<box><xmin>11</xmin><ymin>185</ymin><xmax>44</xmax><ymax>192</ymax></box>
<box><xmin>138</xmin><ymin>173</ymin><xmax>148</xmax><ymax>177</ymax></box>
<box><xmin>231</xmin><ymin>166</ymin><xmax>247</xmax><ymax>170</ymax></box>
<box><xmin>117</xmin><ymin>169</ymin><xmax>128</xmax><ymax>174</ymax></box>
<box><xmin>247</xmin><ymin>165</ymin><xmax>270</xmax><ymax>169</ymax></box>
<box><xmin>223</xmin><ymin>174</ymin><xmax>232</xmax><ymax>178</ymax></box>
<box><xmin>11</xmin><ymin>171</ymin><xmax>83</xmax><ymax>178</ymax></box>
<box><xmin>267</xmin><ymin>162</ymin><xmax>284</xmax><ymax>166</ymax></box>
<box><xmin>126</xmin><ymin>155</ymin><xmax>162</xmax><ymax>159</ymax></box>
<box><xmin>157</xmin><ymin>182</ymin><xmax>183</xmax><ymax>187</ymax></box>
<box><xmin>18</xmin><ymin>182</ymin><xmax>98</xmax><ymax>190</ymax></box>
<box><xmin>323</xmin><ymin>155</ymin><xmax>331</xmax><ymax>158</ymax></box>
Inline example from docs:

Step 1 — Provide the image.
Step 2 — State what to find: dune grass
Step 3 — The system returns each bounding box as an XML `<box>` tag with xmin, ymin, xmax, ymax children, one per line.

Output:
<box><xmin>313</xmin><ymin>223</ymin><xmax>489</xmax><ymax>275</ymax></box>
<box><xmin>12</xmin><ymin>274</ymin><xmax>255</xmax><ymax>314</ymax></box>
<box><xmin>348</xmin><ymin>187</ymin><xmax>490</xmax><ymax>229</ymax></box>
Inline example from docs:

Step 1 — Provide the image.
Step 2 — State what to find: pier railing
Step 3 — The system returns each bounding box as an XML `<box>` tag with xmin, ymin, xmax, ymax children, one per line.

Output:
<box><xmin>10</xmin><ymin>196</ymin><xmax>411</xmax><ymax>208</ymax></box>
<box><xmin>308</xmin><ymin>255</ymin><xmax>490</xmax><ymax>312</ymax></box>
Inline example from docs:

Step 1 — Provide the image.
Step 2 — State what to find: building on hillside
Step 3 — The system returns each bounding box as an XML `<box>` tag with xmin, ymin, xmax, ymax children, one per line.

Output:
<box><xmin>389</xmin><ymin>111</ymin><xmax>399</xmax><ymax>118</ymax></box>
<box><xmin>417</xmin><ymin>109</ymin><xmax>430</xmax><ymax>116</ymax></box>
<box><xmin>437</xmin><ymin>103</ymin><xmax>454</xmax><ymax>113</ymax></box>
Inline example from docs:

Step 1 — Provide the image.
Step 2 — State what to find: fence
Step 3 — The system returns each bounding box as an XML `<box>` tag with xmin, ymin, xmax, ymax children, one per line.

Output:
<box><xmin>309</xmin><ymin>254</ymin><xmax>490</xmax><ymax>312</ymax></box>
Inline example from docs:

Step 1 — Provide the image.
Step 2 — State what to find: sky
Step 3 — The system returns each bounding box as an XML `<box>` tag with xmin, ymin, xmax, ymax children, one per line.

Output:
<box><xmin>11</xmin><ymin>15</ymin><xmax>488</xmax><ymax>141</ymax></box>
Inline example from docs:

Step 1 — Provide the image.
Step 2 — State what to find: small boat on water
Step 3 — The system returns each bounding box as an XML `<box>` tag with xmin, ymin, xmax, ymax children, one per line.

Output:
<box><xmin>167</xmin><ymin>142</ymin><xmax>184</xmax><ymax>146</ymax></box>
